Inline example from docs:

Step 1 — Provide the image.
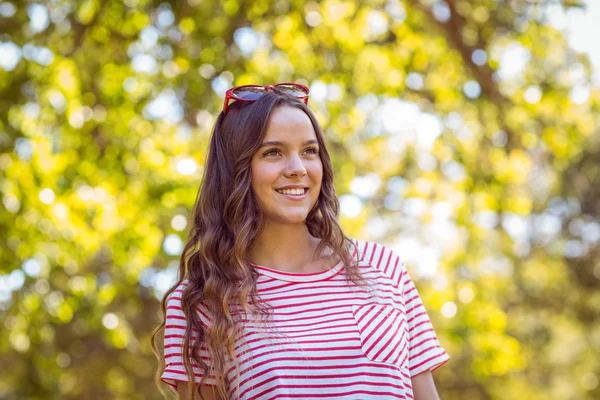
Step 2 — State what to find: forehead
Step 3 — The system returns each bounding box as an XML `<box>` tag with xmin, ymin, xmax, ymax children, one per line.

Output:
<box><xmin>263</xmin><ymin>106</ymin><xmax>316</xmax><ymax>141</ymax></box>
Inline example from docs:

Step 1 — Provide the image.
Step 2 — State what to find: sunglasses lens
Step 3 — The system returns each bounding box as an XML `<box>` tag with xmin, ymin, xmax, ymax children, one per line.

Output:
<box><xmin>233</xmin><ymin>86</ymin><xmax>266</xmax><ymax>100</ymax></box>
<box><xmin>276</xmin><ymin>84</ymin><xmax>308</xmax><ymax>98</ymax></box>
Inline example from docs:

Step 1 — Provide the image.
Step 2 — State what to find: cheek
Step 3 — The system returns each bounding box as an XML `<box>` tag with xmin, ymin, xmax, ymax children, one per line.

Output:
<box><xmin>309</xmin><ymin>161</ymin><xmax>323</xmax><ymax>183</ymax></box>
<box><xmin>251</xmin><ymin>163</ymin><xmax>279</xmax><ymax>190</ymax></box>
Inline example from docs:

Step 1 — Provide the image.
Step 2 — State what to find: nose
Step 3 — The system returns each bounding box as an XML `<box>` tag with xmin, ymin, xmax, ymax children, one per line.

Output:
<box><xmin>284</xmin><ymin>153</ymin><xmax>307</xmax><ymax>177</ymax></box>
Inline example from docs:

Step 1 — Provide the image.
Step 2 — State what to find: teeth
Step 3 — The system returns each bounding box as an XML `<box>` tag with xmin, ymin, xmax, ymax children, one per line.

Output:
<box><xmin>276</xmin><ymin>188</ymin><xmax>306</xmax><ymax>195</ymax></box>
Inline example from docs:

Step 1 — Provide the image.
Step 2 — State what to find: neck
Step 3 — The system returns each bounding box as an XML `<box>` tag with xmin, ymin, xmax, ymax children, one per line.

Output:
<box><xmin>249</xmin><ymin>222</ymin><xmax>320</xmax><ymax>273</ymax></box>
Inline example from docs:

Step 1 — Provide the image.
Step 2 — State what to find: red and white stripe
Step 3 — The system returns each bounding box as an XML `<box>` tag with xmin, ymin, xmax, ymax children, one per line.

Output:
<box><xmin>161</xmin><ymin>239</ymin><xmax>449</xmax><ymax>399</ymax></box>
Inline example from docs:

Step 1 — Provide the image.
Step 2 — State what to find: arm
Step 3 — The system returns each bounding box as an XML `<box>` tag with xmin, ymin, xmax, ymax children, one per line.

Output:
<box><xmin>411</xmin><ymin>370</ymin><xmax>440</xmax><ymax>400</ymax></box>
<box><xmin>395</xmin><ymin>257</ymin><xmax>449</xmax><ymax>398</ymax></box>
<box><xmin>162</xmin><ymin>284</ymin><xmax>222</xmax><ymax>399</ymax></box>
<box><xmin>176</xmin><ymin>382</ymin><xmax>225</xmax><ymax>400</ymax></box>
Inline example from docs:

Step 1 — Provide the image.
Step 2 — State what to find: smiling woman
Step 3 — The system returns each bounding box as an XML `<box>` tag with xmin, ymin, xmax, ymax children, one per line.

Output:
<box><xmin>250</xmin><ymin>107</ymin><xmax>323</xmax><ymax>230</ymax></box>
<box><xmin>151</xmin><ymin>84</ymin><xmax>449</xmax><ymax>400</ymax></box>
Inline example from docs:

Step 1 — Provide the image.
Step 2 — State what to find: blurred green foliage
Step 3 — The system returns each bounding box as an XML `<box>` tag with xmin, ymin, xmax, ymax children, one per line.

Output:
<box><xmin>1</xmin><ymin>0</ymin><xmax>599</xmax><ymax>399</ymax></box>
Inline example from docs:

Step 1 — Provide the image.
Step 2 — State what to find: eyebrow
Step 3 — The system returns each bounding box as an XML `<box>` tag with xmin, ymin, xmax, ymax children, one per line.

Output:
<box><xmin>258</xmin><ymin>139</ymin><xmax>318</xmax><ymax>149</ymax></box>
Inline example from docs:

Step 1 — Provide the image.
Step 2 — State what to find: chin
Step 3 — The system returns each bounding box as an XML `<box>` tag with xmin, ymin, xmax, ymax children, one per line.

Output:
<box><xmin>279</xmin><ymin>214</ymin><xmax>309</xmax><ymax>224</ymax></box>
<box><xmin>268</xmin><ymin>211</ymin><xmax>310</xmax><ymax>225</ymax></box>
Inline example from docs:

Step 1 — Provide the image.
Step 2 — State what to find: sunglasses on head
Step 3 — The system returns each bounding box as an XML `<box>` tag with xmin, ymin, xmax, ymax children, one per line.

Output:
<box><xmin>222</xmin><ymin>82</ymin><xmax>310</xmax><ymax>114</ymax></box>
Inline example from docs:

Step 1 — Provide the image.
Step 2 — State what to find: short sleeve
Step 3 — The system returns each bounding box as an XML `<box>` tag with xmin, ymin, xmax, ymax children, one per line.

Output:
<box><xmin>160</xmin><ymin>283</ymin><xmax>217</xmax><ymax>391</ymax></box>
<box><xmin>399</xmin><ymin>263</ymin><xmax>450</xmax><ymax>377</ymax></box>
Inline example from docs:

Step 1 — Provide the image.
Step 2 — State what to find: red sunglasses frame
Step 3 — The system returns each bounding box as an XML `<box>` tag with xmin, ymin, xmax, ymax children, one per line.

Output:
<box><xmin>222</xmin><ymin>82</ymin><xmax>310</xmax><ymax>114</ymax></box>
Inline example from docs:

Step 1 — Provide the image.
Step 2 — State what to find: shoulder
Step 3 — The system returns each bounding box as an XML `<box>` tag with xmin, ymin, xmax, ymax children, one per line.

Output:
<box><xmin>165</xmin><ymin>279</ymin><xmax>213</xmax><ymax>326</ymax></box>
<box><xmin>165</xmin><ymin>280</ymin><xmax>189</xmax><ymax>308</ymax></box>
<box><xmin>350</xmin><ymin>237</ymin><xmax>407</xmax><ymax>286</ymax></box>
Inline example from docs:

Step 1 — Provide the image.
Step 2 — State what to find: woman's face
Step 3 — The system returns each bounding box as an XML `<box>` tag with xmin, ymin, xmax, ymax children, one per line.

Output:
<box><xmin>251</xmin><ymin>106</ymin><xmax>323</xmax><ymax>226</ymax></box>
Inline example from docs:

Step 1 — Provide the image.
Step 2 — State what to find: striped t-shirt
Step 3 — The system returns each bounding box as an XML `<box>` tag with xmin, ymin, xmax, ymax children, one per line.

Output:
<box><xmin>161</xmin><ymin>239</ymin><xmax>449</xmax><ymax>399</ymax></box>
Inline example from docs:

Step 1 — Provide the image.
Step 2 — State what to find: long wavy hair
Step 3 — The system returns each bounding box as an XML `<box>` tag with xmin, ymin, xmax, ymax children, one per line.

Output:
<box><xmin>151</xmin><ymin>91</ymin><xmax>368</xmax><ymax>399</ymax></box>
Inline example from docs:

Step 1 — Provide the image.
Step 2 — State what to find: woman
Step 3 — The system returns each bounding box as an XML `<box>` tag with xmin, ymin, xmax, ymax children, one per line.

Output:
<box><xmin>152</xmin><ymin>83</ymin><xmax>449</xmax><ymax>399</ymax></box>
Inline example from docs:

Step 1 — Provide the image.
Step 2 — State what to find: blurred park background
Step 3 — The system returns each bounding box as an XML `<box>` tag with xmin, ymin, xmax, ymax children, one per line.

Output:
<box><xmin>1</xmin><ymin>0</ymin><xmax>599</xmax><ymax>399</ymax></box>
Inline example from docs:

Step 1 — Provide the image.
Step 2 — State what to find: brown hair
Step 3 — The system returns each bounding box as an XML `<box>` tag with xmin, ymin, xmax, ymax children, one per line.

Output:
<box><xmin>151</xmin><ymin>91</ymin><xmax>367</xmax><ymax>399</ymax></box>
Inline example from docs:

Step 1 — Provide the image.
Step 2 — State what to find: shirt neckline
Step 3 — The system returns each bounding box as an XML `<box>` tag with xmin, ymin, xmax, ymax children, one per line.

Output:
<box><xmin>251</xmin><ymin>238</ymin><xmax>361</xmax><ymax>283</ymax></box>
<box><xmin>252</xmin><ymin>259</ymin><xmax>345</xmax><ymax>282</ymax></box>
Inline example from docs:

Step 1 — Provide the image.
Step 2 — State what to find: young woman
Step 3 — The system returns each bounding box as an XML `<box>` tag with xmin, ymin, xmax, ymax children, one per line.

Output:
<box><xmin>152</xmin><ymin>83</ymin><xmax>449</xmax><ymax>400</ymax></box>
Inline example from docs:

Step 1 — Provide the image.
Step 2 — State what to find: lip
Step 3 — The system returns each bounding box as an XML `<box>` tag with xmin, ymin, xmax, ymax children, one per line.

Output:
<box><xmin>274</xmin><ymin>188</ymin><xmax>308</xmax><ymax>201</ymax></box>
<box><xmin>275</xmin><ymin>185</ymin><xmax>309</xmax><ymax>190</ymax></box>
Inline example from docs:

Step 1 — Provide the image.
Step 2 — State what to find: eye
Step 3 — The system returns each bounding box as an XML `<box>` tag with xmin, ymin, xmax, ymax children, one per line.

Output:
<box><xmin>263</xmin><ymin>148</ymin><xmax>281</xmax><ymax>157</ymax></box>
<box><xmin>262</xmin><ymin>147</ymin><xmax>319</xmax><ymax>157</ymax></box>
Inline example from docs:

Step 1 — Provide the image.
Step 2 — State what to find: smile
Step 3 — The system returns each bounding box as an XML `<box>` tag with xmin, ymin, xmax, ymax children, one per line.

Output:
<box><xmin>275</xmin><ymin>188</ymin><xmax>308</xmax><ymax>200</ymax></box>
